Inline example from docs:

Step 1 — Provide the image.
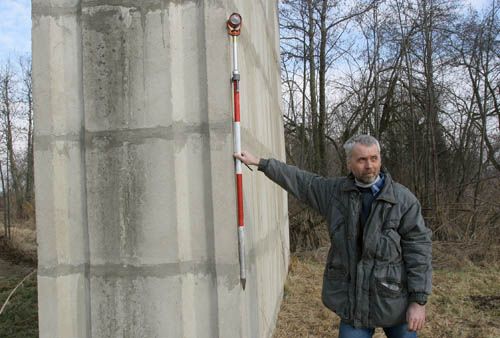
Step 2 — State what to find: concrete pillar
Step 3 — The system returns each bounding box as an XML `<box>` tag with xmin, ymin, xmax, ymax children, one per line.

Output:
<box><xmin>33</xmin><ymin>1</ymin><xmax>288</xmax><ymax>337</ymax></box>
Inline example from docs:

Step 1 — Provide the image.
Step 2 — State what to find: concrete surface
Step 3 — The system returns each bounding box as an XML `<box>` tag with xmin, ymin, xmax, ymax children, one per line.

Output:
<box><xmin>33</xmin><ymin>0</ymin><xmax>288</xmax><ymax>337</ymax></box>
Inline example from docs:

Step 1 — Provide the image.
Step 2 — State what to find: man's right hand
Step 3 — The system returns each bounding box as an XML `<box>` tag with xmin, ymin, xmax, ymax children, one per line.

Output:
<box><xmin>406</xmin><ymin>303</ymin><xmax>426</xmax><ymax>332</ymax></box>
<box><xmin>234</xmin><ymin>151</ymin><xmax>260</xmax><ymax>167</ymax></box>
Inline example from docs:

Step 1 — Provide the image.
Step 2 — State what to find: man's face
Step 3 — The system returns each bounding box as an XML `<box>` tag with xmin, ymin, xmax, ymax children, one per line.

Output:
<box><xmin>347</xmin><ymin>143</ymin><xmax>381</xmax><ymax>184</ymax></box>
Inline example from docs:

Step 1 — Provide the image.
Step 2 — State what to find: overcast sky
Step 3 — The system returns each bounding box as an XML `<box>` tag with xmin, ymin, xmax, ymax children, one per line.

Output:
<box><xmin>0</xmin><ymin>0</ymin><xmax>31</xmax><ymax>64</ymax></box>
<box><xmin>0</xmin><ymin>0</ymin><xmax>493</xmax><ymax>65</ymax></box>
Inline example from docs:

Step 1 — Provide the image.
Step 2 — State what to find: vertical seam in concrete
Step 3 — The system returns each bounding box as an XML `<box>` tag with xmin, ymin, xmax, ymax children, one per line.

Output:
<box><xmin>78</xmin><ymin>0</ymin><xmax>93</xmax><ymax>335</ymax></box>
<box><xmin>168</xmin><ymin>6</ymin><xmax>184</xmax><ymax>337</ymax></box>
<box><xmin>199</xmin><ymin>1</ymin><xmax>221</xmax><ymax>336</ymax></box>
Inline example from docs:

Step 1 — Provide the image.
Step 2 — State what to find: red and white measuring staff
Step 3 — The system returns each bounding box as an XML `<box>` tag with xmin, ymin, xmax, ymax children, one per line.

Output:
<box><xmin>227</xmin><ymin>13</ymin><xmax>247</xmax><ymax>289</ymax></box>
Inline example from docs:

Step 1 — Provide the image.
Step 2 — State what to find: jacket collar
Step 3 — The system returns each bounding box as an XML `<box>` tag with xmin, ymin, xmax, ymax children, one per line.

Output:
<box><xmin>341</xmin><ymin>169</ymin><xmax>397</xmax><ymax>204</ymax></box>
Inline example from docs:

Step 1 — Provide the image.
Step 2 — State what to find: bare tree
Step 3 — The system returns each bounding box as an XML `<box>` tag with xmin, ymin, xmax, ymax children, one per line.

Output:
<box><xmin>279</xmin><ymin>0</ymin><xmax>500</xmax><ymax>250</ymax></box>
<box><xmin>20</xmin><ymin>57</ymin><xmax>34</xmax><ymax>205</ymax></box>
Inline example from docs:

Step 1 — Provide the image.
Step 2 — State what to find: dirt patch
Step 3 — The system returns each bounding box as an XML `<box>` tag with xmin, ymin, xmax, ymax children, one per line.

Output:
<box><xmin>0</xmin><ymin>257</ymin><xmax>32</xmax><ymax>279</ymax></box>
<box><xmin>469</xmin><ymin>295</ymin><xmax>500</xmax><ymax>311</ymax></box>
<box><xmin>0</xmin><ymin>236</ymin><xmax>36</xmax><ymax>279</ymax></box>
<box><xmin>432</xmin><ymin>240</ymin><xmax>500</xmax><ymax>269</ymax></box>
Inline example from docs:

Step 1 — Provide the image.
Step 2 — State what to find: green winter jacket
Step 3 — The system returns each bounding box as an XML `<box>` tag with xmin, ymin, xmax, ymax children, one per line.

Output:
<box><xmin>259</xmin><ymin>158</ymin><xmax>432</xmax><ymax>328</ymax></box>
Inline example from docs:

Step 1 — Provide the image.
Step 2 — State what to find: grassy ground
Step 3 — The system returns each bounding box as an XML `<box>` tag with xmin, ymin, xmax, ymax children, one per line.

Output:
<box><xmin>273</xmin><ymin>248</ymin><xmax>500</xmax><ymax>338</ymax></box>
<box><xmin>1</xmin><ymin>223</ymin><xmax>499</xmax><ymax>338</ymax></box>
<box><xmin>0</xmin><ymin>223</ymin><xmax>38</xmax><ymax>338</ymax></box>
<box><xmin>2</xmin><ymin>261</ymin><xmax>498</xmax><ymax>338</ymax></box>
<box><xmin>0</xmin><ymin>272</ymin><xmax>37</xmax><ymax>338</ymax></box>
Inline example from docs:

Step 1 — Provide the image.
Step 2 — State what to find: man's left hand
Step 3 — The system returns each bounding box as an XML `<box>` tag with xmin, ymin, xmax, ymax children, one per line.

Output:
<box><xmin>406</xmin><ymin>303</ymin><xmax>426</xmax><ymax>331</ymax></box>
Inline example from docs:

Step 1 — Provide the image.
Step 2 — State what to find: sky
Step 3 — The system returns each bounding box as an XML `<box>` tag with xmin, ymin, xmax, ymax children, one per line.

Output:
<box><xmin>467</xmin><ymin>0</ymin><xmax>495</xmax><ymax>8</ymax></box>
<box><xmin>0</xmin><ymin>0</ymin><xmax>494</xmax><ymax>64</ymax></box>
<box><xmin>0</xmin><ymin>0</ymin><xmax>31</xmax><ymax>64</ymax></box>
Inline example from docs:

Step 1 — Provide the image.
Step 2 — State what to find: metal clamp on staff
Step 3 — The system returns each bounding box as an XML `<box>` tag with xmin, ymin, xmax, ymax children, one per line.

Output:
<box><xmin>227</xmin><ymin>12</ymin><xmax>247</xmax><ymax>290</ymax></box>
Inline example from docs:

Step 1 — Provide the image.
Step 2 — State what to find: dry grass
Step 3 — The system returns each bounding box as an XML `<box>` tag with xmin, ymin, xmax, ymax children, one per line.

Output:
<box><xmin>1</xmin><ymin>219</ymin><xmax>37</xmax><ymax>263</ymax></box>
<box><xmin>274</xmin><ymin>244</ymin><xmax>500</xmax><ymax>338</ymax></box>
<box><xmin>428</xmin><ymin>267</ymin><xmax>500</xmax><ymax>338</ymax></box>
<box><xmin>2</xmin><ymin>217</ymin><xmax>499</xmax><ymax>338</ymax></box>
<box><xmin>8</xmin><ymin>227</ymin><xmax>37</xmax><ymax>259</ymax></box>
<box><xmin>435</xmin><ymin>241</ymin><xmax>500</xmax><ymax>268</ymax></box>
<box><xmin>274</xmin><ymin>256</ymin><xmax>339</xmax><ymax>337</ymax></box>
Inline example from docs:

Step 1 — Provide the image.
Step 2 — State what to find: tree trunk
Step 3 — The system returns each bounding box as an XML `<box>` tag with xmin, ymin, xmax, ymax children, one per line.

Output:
<box><xmin>422</xmin><ymin>0</ymin><xmax>440</xmax><ymax>223</ymax></box>
<box><xmin>1</xmin><ymin>68</ymin><xmax>23</xmax><ymax>218</ymax></box>
<box><xmin>317</xmin><ymin>0</ymin><xmax>328</xmax><ymax>176</ymax></box>
<box><xmin>307</xmin><ymin>0</ymin><xmax>319</xmax><ymax>173</ymax></box>
<box><xmin>0</xmin><ymin>161</ymin><xmax>7</xmax><ymax>239</ymax></box>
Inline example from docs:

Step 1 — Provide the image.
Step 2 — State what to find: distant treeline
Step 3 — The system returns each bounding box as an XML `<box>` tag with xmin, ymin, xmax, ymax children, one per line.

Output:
<box><xmin>279</xmin><ymin>0</ymin><xmax>500</xmax><ymax>251</ymax></box>
<box><xmin>0</xmin><ymin>57</ymin><xmax>33</xmax><ymax>239</ymax></box>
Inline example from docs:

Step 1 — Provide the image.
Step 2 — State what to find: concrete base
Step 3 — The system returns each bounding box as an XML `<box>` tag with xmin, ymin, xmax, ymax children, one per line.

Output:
<box><xmin>33</xmin><ymin>1</ymin><xmax>288</xmax><ymax>337</ymax></box>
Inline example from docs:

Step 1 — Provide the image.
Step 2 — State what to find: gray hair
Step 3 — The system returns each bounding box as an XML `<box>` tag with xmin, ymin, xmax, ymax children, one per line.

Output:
<box><xmin>343</xmin><ymin>134</ymin><xmax>381</xmax><ymax>160</ymax></box>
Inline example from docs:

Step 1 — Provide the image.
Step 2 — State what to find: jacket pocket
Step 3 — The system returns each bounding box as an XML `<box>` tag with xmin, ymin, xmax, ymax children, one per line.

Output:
<box><xmin>322</xmin><ymin>266</ymin><xmax>350</xmax><ymax>318</ymax></box>
<box><xmin>376</xmin><ymin>278</ymin><xmax>404</xmax><ymax>298</ymax></box>
<box><xmin>369</xmin><ymin>263</ymin><xmax>408</xmax><ymax>327</ymax></box>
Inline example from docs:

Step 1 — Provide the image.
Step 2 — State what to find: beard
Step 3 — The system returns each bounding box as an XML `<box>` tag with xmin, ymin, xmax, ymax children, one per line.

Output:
<box><xmin>356</xmin><ymin>172</ymin><xmax>379</xmax><ymax>184</ymax></box>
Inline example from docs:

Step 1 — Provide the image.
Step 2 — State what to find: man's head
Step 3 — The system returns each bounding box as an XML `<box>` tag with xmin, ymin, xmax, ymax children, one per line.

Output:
<box><xmin>343</xmin><ymin>135</ymin><xmax>381</xmax><ymax>184</ymax></box>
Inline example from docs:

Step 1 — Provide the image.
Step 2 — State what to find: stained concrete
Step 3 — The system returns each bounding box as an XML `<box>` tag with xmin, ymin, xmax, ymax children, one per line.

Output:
<box><xmin>33</xmin><ymin>0</ymin><xmax>288</xmax><ymax>337</ymax></box>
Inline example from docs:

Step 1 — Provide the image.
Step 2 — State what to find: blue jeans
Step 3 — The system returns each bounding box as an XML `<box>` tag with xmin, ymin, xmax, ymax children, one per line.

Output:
<box><xmin>338</xmin><ymin>321</ymin><xmax>417</xmax><ymax>338</ymax></box>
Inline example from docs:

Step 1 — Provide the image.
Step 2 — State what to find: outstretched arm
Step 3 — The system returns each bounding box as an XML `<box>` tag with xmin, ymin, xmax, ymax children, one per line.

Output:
<box><xmin>233</xmin><ymin>150</ymin><xmax>336</xmax><ymax>217</ymax></box>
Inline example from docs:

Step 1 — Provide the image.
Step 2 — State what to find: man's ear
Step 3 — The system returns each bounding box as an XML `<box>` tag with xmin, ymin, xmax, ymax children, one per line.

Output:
<box><xmin>346</xmin><ymin>160</ymin><xmax>351</xmax><ymax>172</ymax></box>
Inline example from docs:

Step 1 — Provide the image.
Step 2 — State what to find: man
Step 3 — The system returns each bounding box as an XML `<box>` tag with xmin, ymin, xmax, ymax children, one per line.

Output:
<box><xmin>234</xmin><ymin>135</ymin><xmax>432</xmax><ymax>338</ymax></box>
